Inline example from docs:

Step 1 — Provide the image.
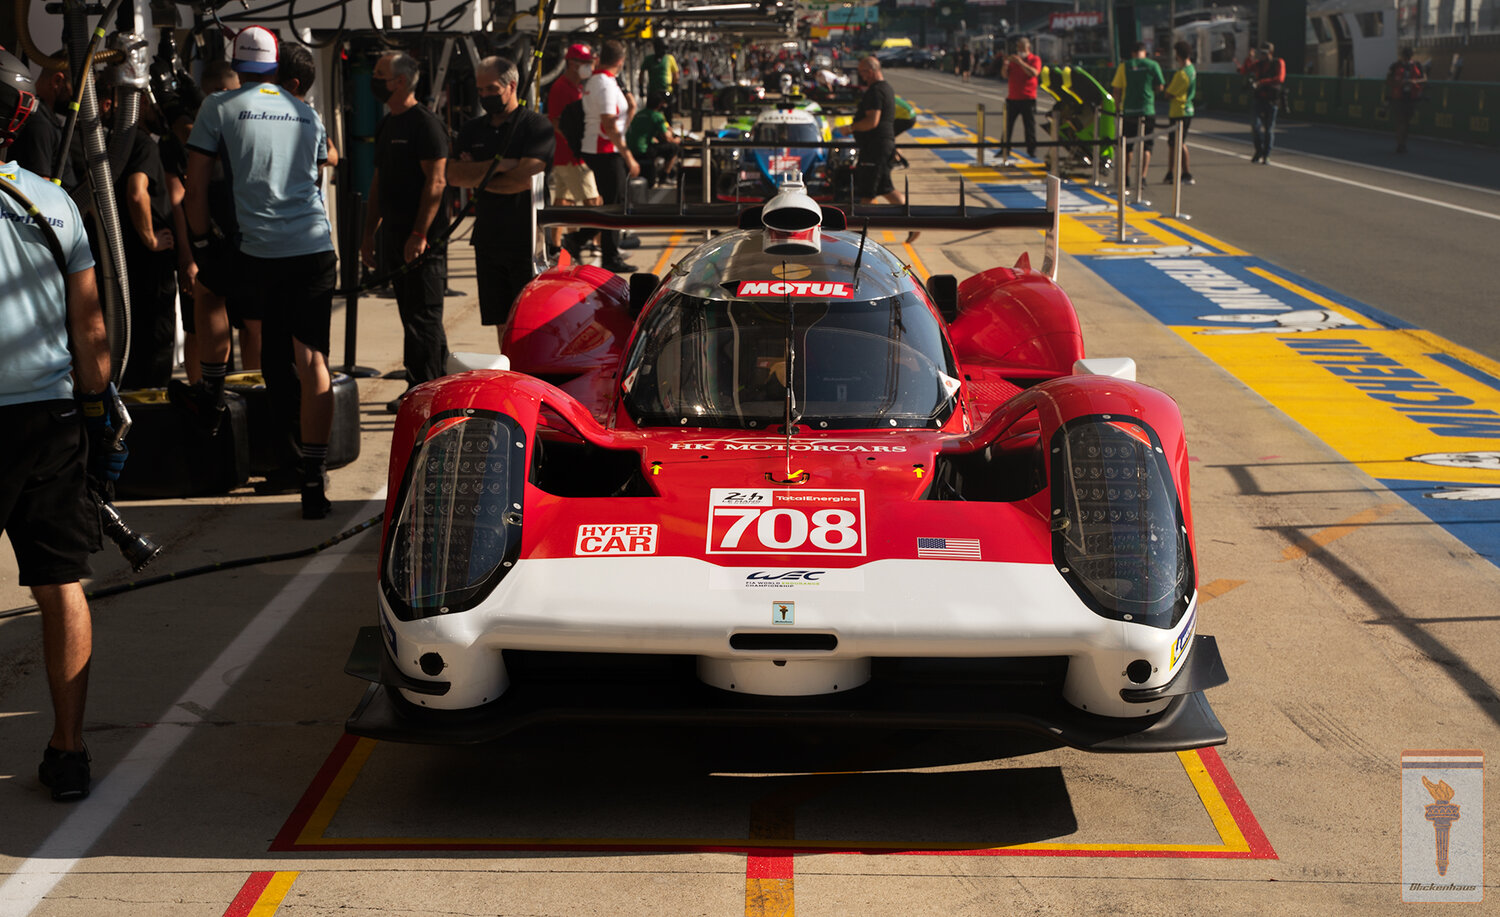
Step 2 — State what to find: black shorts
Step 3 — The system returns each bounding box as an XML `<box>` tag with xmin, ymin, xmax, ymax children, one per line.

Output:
<box><xmin>1122</xmin><ymin>115</ymin><xmax>1156</xmax><ymax>153</ymax></box>
<box><xmin>238</xmin><ymin>250</ymin><xmax>337</xmax><ymax>354</ymax></box>
<box><xmin>0</xmin><ymin>400</ymin><xmax>101</xmax><ymax>586</ymax></box>
<box><xmin>854</xmin><ymin>143</ymin><xmax>895</xmax><ymax>199</ymax></box>
<box><xmin>473</xmin><ymin>238</ymin><xmax>536</xmax><ymax>326</ymax></box>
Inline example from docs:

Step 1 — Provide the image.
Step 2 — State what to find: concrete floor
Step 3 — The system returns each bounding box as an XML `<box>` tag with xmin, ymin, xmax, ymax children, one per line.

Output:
<box><xmin>2</xmin><ymin>80</ymin><xmax>1497</xmax><ymax>916</ymax></box>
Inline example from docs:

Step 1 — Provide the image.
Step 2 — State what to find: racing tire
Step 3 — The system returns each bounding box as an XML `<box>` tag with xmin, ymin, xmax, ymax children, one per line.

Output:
<box><xmin>114</xmin><ymin>388</ymin><xmax>251</xmax><ymax>499</ymax></box>
<box><xmin>225</xmin><ymin>371</ymin><xmax>362</xmax><ymax>476</ymax></box>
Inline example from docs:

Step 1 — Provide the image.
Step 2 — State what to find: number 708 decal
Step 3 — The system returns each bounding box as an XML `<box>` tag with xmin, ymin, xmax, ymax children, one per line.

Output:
<box><xmin>707</xmin><ymin>489</ymin><xmax>866</xmax><ymax>555</ymax></box>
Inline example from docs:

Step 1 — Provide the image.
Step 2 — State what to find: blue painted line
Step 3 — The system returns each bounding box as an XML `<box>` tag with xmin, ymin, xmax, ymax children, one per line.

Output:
<box><xmin>1379</xmin><ymin>477</ymin><xmax>1500</xmax><ymax>561</ymax></box>
<box><xmin>1426</xmin><ymin>352</ymin><xmax>1500</xmax><ymax>393</ymax></box>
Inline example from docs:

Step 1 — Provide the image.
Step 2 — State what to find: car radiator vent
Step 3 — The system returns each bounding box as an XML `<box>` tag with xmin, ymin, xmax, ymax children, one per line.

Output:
<box><xmin>729</xmin><ymin>633</ymin><xmax>839</xmax><ymax>652</ymax></box>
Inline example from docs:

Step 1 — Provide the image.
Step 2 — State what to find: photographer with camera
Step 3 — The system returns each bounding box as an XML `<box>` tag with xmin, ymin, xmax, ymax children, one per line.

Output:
<box><xmin>1386</xmin><ymin>47</ymin><xmax>1426</xmax><ymax>154</ymax></box>
<box><xmin>0</xmin><ymin>46</ymin><xmax>124</xmax><ymax>801</ymax></box>
<box><xmin>1247</xmin><ymin>42</ymin><xmax>1285</xmax><ymax>164</ymax></box>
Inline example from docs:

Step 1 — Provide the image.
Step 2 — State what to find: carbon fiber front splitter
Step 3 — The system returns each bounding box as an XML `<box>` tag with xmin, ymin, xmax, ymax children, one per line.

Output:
<box><xmin>344</xmin><ymin>627</ymin><xmax>1228</xmax><ymax>753</ymax></box>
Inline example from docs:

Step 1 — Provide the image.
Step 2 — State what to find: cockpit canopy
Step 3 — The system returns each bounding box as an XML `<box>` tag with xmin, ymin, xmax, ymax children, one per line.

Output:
<box><xmin>620</xmin><ymin>230</ymin><xmax>960</xmax><ymax>431</ymax></box>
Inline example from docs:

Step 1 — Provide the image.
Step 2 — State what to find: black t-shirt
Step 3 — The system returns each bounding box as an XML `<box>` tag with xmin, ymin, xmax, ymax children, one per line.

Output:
<box><xmin>11</xmin><ymin>100</ymin><xmax>78</xmax><ymax>190</ymax></box>
<box><xmin>854</xmin><ymin>80</ymin><xmax>896</xmax><ymax>149</ymax></box>
<box><xmin>454</xmin><ymin>107</ymin><xmax>555</xmax><ymax>243</ymax></box>
<box><xmin>117</xmin><ymin>127</ymin><xmax>171</xmax><ymax>253</ymax></box>
<box><xmin>374</xmin><ymin>105</ymin><xmax>449</xmax><ymax>238</ymax></box>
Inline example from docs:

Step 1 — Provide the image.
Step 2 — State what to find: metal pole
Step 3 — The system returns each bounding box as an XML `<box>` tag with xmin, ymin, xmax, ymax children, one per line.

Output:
<box><xmin>1133</xmin><ymin>131</ymin><xmax>1147</xmax><ymax>207</ymax></box>
<box><xmin>701</xmin><ymin>133</ymin><xmax>712</xmax><ymax>203</ymax></box>
<box><xmin>1171</xmin><ymin>121</ymin><xmax>1189</xmax><ymax>221</ymax></box>
<box><xmin>976</xmin><ymin>103</ymin><xmax>985</xmax><ymax>166</ymax></box>
<box><xmin>1114</xmin><ymin>111</ymin><xmax>1129</xmax><ymax>243</ymax></box>
<box><xmin>1090</xmin><ymin>106</ymin><xmax>1102</xmax><ymax>187</ymax></box>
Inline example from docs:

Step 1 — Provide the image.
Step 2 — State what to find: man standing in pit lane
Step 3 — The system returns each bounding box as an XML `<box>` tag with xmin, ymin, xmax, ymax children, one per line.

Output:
<box><xmin>1000</xmin><ymin>37</ymin><xmax>1042</xmax><ymax>163</ymax></box>
<box><xmin>561</xmin><ymin>40</ymin><xmax>638</xmax><ymax>274</ymax></box>
<box><xmin>181</xmin><ymin>27</ymin><xmax>339</xmax><ymax>519</ymax></box>
<box><xmin>0</xmin><ymin>46</ymin><xmax>120</xmax><ymax>801</ymax></box>
<box><xmin>545</xmin><ymin>44</ymin><xmax>601</xmax><ymax>258</ymax></box>
<box><xmin>1112</xmin><ymin>42</ymin><xmax>1165</xmax><ymax>184</ymax></box>
<box><xmin>835</xmin><ymin>56</ymin><xmax>916</xmax><ymax>242</ymax></box>
<box><xmin>447</xmin><ymin>56</ymin><xmax>554</xmax><ymax>347</ymax></box>
<box><xmin>1247</xmin><ymin>42</ymin><xmax>1285</xmax><ymax>164</ymax></box>
<box><xmin>360</xmin><ymin>51</ymin><xmax>449</xmax><ymax>412</ymax></box>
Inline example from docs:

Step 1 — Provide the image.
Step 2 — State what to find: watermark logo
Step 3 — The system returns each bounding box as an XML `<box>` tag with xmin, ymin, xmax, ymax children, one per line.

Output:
<box><xmin>1402</xmin><ymin>749</ymin><xmax>1483</xmax><ymax>902</ymax></box>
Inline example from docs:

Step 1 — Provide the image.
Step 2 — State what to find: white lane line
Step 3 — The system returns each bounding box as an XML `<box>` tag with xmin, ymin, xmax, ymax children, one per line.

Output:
<box><xmin>1191</xmin><ymin>130</ymin><xmax>1500</xmax><ymax>199</ymax></box>
<box><xmin>1190</xmin><ymin>139</ymin><xmax>1500</xmax><ymax>222</ymax></box>
<box><xmin>0</xmin><ymin>493</ymin><xmax>385</xmax><ymax>917</ymax></box>
<box><xmin>893</xmin><ymin>69</ymin><xmax>1015</xmax><ymax>106</ymax></box>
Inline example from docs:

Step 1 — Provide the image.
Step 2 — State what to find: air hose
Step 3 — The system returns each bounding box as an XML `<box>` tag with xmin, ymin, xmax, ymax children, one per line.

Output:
<box><xmin>0</xmin><ymin>513</ymin><xmax>384</xmax><ymax>621</ymax></box>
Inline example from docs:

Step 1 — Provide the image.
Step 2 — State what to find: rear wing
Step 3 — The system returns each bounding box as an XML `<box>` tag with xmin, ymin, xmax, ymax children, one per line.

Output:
<box><xmin>537</xmin><ymin>174</ymin><xmax>1062</xmax><ymax>281</ymax></box>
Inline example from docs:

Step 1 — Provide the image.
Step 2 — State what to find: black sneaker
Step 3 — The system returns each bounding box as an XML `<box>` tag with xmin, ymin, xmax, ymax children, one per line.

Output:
<box><xmin>385</xmin><ymin>391</ymin><xmax>408</xmax><ymax>415</ymax></box>
<box><xmin>1183</xmin><ymin>173</ymin><xmax>1195</xmax><ymax>184</ymax></box>
<box><xmin>619</xmin><ymin>232</ymin><xmax>641</xmax><ymax>250</ymax></box>
<box><xmin>1162</xmin><ymin>173</ymin><xmax>1174</xmax><ymax>184</ymax></box>
<box><xmin>601</xmin><ymin>258</ymin><xmax>637</xmax><ymax>273</ymax></box>
<box><xmin>301</xmin><ymin>472</ymin><xmax>331</xmax><ymax>520</ymax></box>
<box><xmin>39</xmin><ymin>745</ymin><xmax>91</xmax><ymax>802</ymax></box>
<box><xmin>167</xmin><ymin>379</ymin><xmax>227</xmax><ymax>436</ymax></box>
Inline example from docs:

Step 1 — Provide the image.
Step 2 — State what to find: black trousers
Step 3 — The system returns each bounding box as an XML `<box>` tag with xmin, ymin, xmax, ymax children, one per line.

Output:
<box><xmin>380</xmin><ymin>226</ymin><xmax>448</xmax><ymax>387</ymax></box>
<box><xmin>568</xmin><ymin>153</ymin><xmax>627</xmax><ymax>262</ymax></box>
<box><xmin>1002</xmin><ymin>98</ymin><xmax>1037</xmax><ymax>158</ymax></box>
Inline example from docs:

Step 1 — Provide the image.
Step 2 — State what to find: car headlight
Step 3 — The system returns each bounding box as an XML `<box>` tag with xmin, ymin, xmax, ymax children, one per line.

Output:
<box><xmin>382</xmin><ymin>410</ymin><xmax>527</xmax><ymax>621</ymax></box>
<box><xmin>1050</xmin><ymin>416</ymin><xmax>1193</xmax><ymax>629</ymax></box>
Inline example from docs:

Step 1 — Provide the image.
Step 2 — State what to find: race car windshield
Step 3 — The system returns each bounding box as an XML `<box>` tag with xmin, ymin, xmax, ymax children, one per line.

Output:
<box><xmin>622</xmin><ymin>289</ymin><xmax>957</xmax><ymax>430</ymax></box>
<box><xmin>754</xmin><ymin>122</ymin><xmax>821</xmax><ymax>145</ymax></box>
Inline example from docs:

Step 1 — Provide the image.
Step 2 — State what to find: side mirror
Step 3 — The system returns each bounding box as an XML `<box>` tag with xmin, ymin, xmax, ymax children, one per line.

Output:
<box><xmin>929</xmin><ymin>273</ymin><xmax>959</xmax><ymax>323</ymax></box>
<box><xmin>629</xmin><ymin>272</ymin><xmax>659</xmax><ymax>318</ymax></box>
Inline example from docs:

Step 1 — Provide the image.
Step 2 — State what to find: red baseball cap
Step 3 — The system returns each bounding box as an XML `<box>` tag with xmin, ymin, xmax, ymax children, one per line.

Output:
<box><xmin>565</xmin><ymin>44</ymin><xmax>594</xmax><ymax>62</ymax></box>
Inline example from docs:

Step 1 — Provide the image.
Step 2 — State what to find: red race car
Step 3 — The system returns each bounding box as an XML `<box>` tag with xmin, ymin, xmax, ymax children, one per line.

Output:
<box><xmin>345</xmin><ymin>176</ymin><xmax>1228</xmax><ymax>752</ymax></box>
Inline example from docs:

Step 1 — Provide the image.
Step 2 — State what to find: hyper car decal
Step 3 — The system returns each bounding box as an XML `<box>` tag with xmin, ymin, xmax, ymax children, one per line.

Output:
<box><xmin>575</xmin><ymin>524</ymin><xmax>658</xmax><ymax>556</ymax></box>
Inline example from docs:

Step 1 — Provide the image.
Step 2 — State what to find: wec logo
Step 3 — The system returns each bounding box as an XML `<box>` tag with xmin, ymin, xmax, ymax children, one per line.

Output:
<box><xmin>735</xmin><ymin>280</ymin><xmax>854</xmax><ymax>299</ymax></box>
<box><xmin>746</xmin><ymin>570</ymin><xmax>824</xmax><ymax>582</ymax></box>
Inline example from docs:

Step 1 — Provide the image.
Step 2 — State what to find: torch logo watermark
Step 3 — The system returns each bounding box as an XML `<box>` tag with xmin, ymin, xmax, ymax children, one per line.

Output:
<box><xmin>1402</xmin><ymin>749</ymin><xmax>1483</xmax><ymax>902</ymax></box>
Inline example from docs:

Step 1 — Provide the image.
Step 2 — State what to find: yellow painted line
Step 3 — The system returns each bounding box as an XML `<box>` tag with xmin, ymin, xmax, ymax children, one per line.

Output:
<box><xmin>902</xmin><ymin>241</ymin><xmax>931</xmax><ymax>281</ymax></box>
<box><xmin>247</xmin><ymin>872</ymin><xmax>299</xmax><ymax>916</ymax></box>
<box><xmin>294</xmin><ymin>736</ymin><xmax>377</xmax><ymax>845</ymax></box>
<box><xmin>649</xmin><ymin>231</ymin><xmax>684</xmax><ymax>276</ymax></box>
<box><xmin>1178</xmin><ymin>750</ymin><xmax>1251</xmax><ymax>850</ymax></box>
<box><xmin>1246</xmin><ymin>266</ymin><xmax>1379</xmax><ymax>328</ymax></box>
<box><xmin>1159</xmin><ymin>218</ymin><xmax>1249</xmax><ymax>255</ymax></box>
<box><xmin>1280</xmin><ymin>502</ymin><xmax>1406</xmax><ymax>561</ymax></box>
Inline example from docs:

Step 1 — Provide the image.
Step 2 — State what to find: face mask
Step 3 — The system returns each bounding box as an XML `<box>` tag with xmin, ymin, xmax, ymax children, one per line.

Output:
<box><xmin>370</xmin><ymin>75</ymin><xmax>393</xmax><ymax>103</ymax></box>
<box><xmin>575</xmin><ymin>64</ymin><xmax>592</xmax><ymax>79</ymax></box>
<box><xmin>480</xmin><ymin>95</ymin><xmax>506</xmax><ymax>116</ymax></box>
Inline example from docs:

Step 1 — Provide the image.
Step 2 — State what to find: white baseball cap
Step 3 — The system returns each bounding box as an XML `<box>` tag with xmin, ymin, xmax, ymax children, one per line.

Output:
<box><xmin>232</xmin><ymin>26</ymin><xmax>279</xmax><ymax>75</ymax></box>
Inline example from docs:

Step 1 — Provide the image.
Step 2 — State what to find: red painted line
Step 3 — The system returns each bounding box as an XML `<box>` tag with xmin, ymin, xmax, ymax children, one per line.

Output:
<box><xmin>746</xmin><ymin>853</ymin><xmax>794</xmax><ymax>880</ymax></box>
<box><xmin>223</xmin><ymin>872</ymin><xmax>275</xmax><ymax>917</ymax></box>
<box><xmin>270</xmin><ymin>732</ymin><xmax>360</xmax><ymax>851</ymax></box>
<box><xmin>1196</xmin><ymin>746</ymin><xmax>1278</xmax><ymax>859</ymax></box>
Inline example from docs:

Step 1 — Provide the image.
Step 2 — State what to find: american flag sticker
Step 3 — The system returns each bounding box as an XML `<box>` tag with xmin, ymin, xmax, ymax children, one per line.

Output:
<box><xmin>916</xmin><ymin>537</ymin><xmax>982</xmax><ymax>560</ymax></box>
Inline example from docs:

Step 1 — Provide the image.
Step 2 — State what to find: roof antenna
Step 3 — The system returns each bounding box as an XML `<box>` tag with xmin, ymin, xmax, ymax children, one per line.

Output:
<box><xmin>850</xmin><ymin>218</ymin><xmax>870</xmax><ymax>292</ymax></box>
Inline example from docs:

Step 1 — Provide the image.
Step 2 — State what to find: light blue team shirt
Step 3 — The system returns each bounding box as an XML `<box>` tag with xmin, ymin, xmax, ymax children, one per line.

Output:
<box><xmin>0</xmin><ymin>161</ymin><xmax>95</xmax><ymax>406</ymax></box>
<box><xmin>186</xmin><ymin>82</ymin><xmax>334</xmax><ymax>258</ymax></box>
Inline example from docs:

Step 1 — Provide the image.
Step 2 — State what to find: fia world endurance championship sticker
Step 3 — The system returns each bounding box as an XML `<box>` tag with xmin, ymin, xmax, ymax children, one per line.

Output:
<box><xmin>1402</xmin><ymin>749</ymin><xmax>1483</xmax><ymax>902</ymax></box>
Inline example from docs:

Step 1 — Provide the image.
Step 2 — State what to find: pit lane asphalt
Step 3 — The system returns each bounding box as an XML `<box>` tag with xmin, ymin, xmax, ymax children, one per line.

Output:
<box><xmin>2</xmin><ymin>88</ymin><xmax>1499</xmax><ymax>915</ymax></box>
